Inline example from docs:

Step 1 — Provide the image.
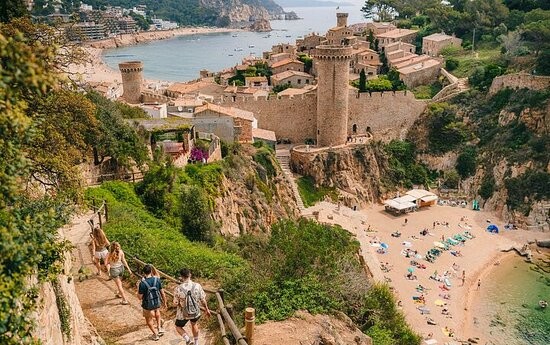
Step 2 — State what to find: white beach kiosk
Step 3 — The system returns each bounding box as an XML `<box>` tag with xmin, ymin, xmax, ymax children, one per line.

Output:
<box><xmin>384</xmin><ymin>189</ymin><xmax>438</xmax><ymax>215</ymax></box>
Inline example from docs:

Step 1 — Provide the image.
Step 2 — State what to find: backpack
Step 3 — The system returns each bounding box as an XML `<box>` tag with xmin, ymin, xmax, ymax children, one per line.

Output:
<box><xmin>142</xmin><ymin>277</ymin><xmax>161</xmax><ymax>310</ymax></box>
<box><xmin>182</xmin><ymin>283</ymin><xmax>200</xmax><ymax>317</ymax></box>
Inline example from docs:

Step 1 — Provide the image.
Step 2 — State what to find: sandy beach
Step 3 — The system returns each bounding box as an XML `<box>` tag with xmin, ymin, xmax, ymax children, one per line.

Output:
<box><xmin>67</xmin><ymin>27</ymin><xmax>240</xmax><ymax>86</ymax></box>
<box><xmin>307</xmin><ymin>202</ymin><xmax>549</xmax><ymax>345</ymax></box>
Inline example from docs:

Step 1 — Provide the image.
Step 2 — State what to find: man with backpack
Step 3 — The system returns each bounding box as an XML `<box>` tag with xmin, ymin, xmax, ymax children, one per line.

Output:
<box><xmin>173</xmin><ymin>268</ymin><xmax>211</xmax><ymax>345</ymax></box>
<box><xmin>137</xmin><ymin>264</ymin><xmax>167</xmax><ymax>341</ymax></box>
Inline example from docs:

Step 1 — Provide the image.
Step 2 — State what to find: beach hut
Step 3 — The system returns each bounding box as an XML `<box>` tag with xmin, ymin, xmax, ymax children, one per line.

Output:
<box><xmin>406</xmin><ymin>189</ymin><xmax>438</xmax><ymax>207</ymax></box>
<box><xmin>384</xmin><ymin>197</ymin><xmax>417</xmax><ymax>215</ymax></box>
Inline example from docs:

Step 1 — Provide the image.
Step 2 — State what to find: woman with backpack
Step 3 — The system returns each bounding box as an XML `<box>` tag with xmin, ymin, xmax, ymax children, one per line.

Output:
<box><xmin>137</xmin><ymin>264</ymin><xmax>167</xmax><ymax>341</ymax></box>
<box><xmin>105</xmin><ymin>241</ymin><xmax>132</xmax><ymax>305</ymax></box>
<box><xmin>173</xmin><ymin>268</ymin><xmax>211</xmax><ymax>345</ymax></box>
<box><xmin>90</xmin><ymin>225</ymin><xmax>110</xmax><ymax>276</ymax></box>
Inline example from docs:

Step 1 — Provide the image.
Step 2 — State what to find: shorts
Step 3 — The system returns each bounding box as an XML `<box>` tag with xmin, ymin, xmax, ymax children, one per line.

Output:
<box><xmin>109</xmin><ymin>265</ymin><xmax>124</xmax><ymax>278</ymax></box>
<box><xmin>94</xmin><ymin>249</ymin><xmax>108</xmax><ymax>261</ymax></box>
<box><xmin>175</xmin><ymin>316</ymin><xmax>201</xmax><ymax>328</ymax></box>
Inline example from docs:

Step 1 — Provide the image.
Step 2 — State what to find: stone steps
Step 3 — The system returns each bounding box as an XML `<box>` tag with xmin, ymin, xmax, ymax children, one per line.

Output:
<box><xmin>275</xmin><ymin>150</ymin><xmax>306</xmax><ymax>212</ymax></box>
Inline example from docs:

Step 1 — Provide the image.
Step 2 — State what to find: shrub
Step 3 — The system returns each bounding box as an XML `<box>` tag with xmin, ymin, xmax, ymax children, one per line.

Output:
<box><xmin>426</xmin><ymin>103</ymin><xmax>472</xmax><ymax>153</ymax></box>
<box><xmin>85</xmin><ymin>182</ymin><xmax>245</xmax><ymax>279</ymax></box>
<box><xmin>445</xmin><ymin>58</ymin><xmax>459</xmax><ymax>71</ymax></box>
<box><xmin>253</xmin><ymin>147</ymin><xmax>277</xmax><ymax>178</ymax></box>
<box><xmin>479</xmin><ymin>174</ymin><xmax>495</xmax><ymax>200</ymax></box>
<box><xmin>179</xmin><ymin>185</ymin><xmax>216</xmax><ymax>244</ymax></box>
<box><xmin>297</xmin><ymin>175</ymin><xmax>338</xmax><ymax>207</ymax></box>
<box><xmin>505</xmin><ymin>171</ymin><xmax>550</xmax><ymax>214</ymax></box>
<box><xmin>469</xmin><ymin>63</ymin><xmax>505</xmax><ymax>90</ymax></box>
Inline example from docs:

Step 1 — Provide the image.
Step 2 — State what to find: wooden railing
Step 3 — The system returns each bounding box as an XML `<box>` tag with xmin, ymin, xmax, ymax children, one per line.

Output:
<box><xmin>85</xmin><ymin>171</ymin><xmax>144</xmax><ymax>186</ymax></box>
<box><xmin>85</xmin><ymin>201</ymin><xmax>254</xmax><ymax>345</ymax></box>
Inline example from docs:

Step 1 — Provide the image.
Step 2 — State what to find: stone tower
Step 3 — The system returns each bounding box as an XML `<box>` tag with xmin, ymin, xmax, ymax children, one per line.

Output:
<box><xmin>336</xmin><ymin>12</ymin><xmax>348</xmax><ymax>27</ymax></box>
<box><xmin>119</xmin><ymin>61</ymin><xmax>143</xmax><ymax>104</ymax></box>
<box><xmin>313</xmin><ymin>45</ymin><xmax>353</xmax><ymax>147</ymax></box>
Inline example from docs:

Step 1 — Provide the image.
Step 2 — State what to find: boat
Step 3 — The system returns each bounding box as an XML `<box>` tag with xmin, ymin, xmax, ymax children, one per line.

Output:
<box><xmin>248</xmin><ymin>44</ymin><xmax>255</xmax><ymax>48</ymax></box>
<box><xmin>234</xmin><ymin>48</ymin><xmax>243</xmax><ymax>52</ymax></box>
<box><xmin>539</xmin><ymin>300</ymin><xmax>548</xmax><ymax>308</ymax></box>
<box><xmin>285</xmin><ymin>35</ymin><xmax>291</xmax><ymax>38</ymax></box>
<box><xmin>228</xmin><ymin>54</ymin><xmax>233</xmax><ymax>56</ymax></box>
<box><xmin>231</xmin><ymin>34</ymin><xmax>238</xmax><ymax>37</ymax></box>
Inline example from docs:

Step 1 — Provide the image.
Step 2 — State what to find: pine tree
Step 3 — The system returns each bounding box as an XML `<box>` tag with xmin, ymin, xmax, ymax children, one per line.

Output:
<box><xmin>359</xmin><ymin>69</ymin><xmax>367</xmax><ymax>92</ymax></box>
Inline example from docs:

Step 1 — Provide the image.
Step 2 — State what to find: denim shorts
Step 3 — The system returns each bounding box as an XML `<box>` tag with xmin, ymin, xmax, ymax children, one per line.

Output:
<box><xmin>110</xmin><ymin>265</ymin><xmax>125</xmax><ymax>278</ymax></box>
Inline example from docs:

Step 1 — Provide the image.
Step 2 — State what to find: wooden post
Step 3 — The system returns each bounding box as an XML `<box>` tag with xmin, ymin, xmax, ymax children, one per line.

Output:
<box><xmin>218</xmin><ymin>289</ymin><xmax>225</xmax><ymax>302</ymax></box>
<box><xmin>245</xmin><ymin>308</ymin><xmax>255</xmax><ymax>345</ymax></box>
<box><xmin>98</xmin><ymin>211</ymin><xmax>102</xmax><ymax>228</ymax></box>
<box><xmin>92</xmin><ymin>198</ymin><xmax>97</xmax><ymax>211</ymax></box>
<box><xmin>132</xmin><ymin>172</ymin><xmax>136</xmax><ymax>183</ymax></box>
<box><xmin>226</xmin><ymin>304</ymin><xmax>234</xmax><ymax>320</ymax></box>
<box><xmin>104</xmin><ymin>200</ymin><xmax>108</xmax><ymax>222</ymax></box>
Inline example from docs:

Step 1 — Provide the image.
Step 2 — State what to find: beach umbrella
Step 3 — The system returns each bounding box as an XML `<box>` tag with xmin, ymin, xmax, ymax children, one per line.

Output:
<box><xmin>380</xmin><ymin>243</ymin><xmax>389</xmax><ymax>249</ymax></box>
<box><xmin>408</xmin><ymin>267</ymin><xmax>415</xmax><ymax>273</ymax></box>
<box><xmin>434</xmin><ymin>299</ymin><xmax>445</xmax><ymax>306</ymax></box>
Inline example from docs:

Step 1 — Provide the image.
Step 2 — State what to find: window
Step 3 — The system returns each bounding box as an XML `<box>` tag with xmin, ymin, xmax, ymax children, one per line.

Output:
<box><xmin>298</xmin><ymin>79</ymin><xmax>301</xmax><ymax>84</ymax></box>
<box><xmin>306</xmin><ymin>79</ymin><xmax>310</xmax><ymax>84</ymax></box>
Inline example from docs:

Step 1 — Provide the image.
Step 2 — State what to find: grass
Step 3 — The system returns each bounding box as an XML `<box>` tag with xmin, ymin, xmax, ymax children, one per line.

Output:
<box><xmin>445</xmin><ymin>45</ymin><xmax>503</xmax><ymax>78</ymax></box>
<box><xmin>411</xmin><ymin>82</ymin><xmax>443</xmax><ymax>99</ymax></box>
<box><xmin>296</xmin><ymin>175</ymin><xmax>339</xmax><ymax>207</ymax></box>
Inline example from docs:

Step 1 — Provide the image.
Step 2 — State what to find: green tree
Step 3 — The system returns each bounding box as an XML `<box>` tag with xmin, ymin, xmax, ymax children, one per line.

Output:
<box><xmin>359</xmin><ymin>69</ymin><xmax>367</xmax><ymax>92</ymax></box>
<box><xmin>130</xmin><ymin>12</ymin><xmax>150</xmax><ymax>31</ymax></box>
<box><xmin>456</xmin><ymin>147</ymin><xmax>477</xmax><ymax>178</ymax></box>
<box><xmin>445</xmin><ymin>57</ymin><xmax>460</xmax><ymax>71</ymax></box>
<box><xmin>361</xmin><ymin>0</ymin><xmax>396</xmax><ymax>21</ymax></box>
<box><xmin>366</xmin><ymin>77</ymin><xmax>393</xmax><ymax>91</ymax></box>
<box><xmin>0</xmin><ymin>0</ymin><xmax>28</xmax><ymax>23</ymax></box>
<box><xmin>469</xmin><ymin>63</ymin><xmax>505</xmax><ymax>90</ymax></box>
<box><xmin>179</xmin><ymin>185</ymin><xmax>216</xmax><ymax>243</ymax></box>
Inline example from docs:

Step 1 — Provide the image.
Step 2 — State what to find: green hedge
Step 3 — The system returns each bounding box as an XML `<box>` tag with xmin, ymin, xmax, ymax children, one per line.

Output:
<box><xmin>85</xmin><ymin>182</ymin><xmax>246</xmax><ymax>279</ymax></box>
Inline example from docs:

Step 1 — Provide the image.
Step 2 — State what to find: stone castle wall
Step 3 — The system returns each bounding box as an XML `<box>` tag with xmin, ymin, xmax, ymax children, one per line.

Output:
<box><xmin>216</xmin><ymin>90</ymin><xmax>427</xmax><ymax>144</ymax></box>
<box><xmin>489</xmin><ymin>73</ymin><xmax>550</xmax><ymax>95</ymax></box>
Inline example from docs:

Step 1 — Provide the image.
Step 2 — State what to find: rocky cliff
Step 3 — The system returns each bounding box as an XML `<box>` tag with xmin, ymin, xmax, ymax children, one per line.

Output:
<box><xmin>291</xmin><ymin>144</ymin><xmax>390</xmax><ymax>209</ymax></box>
<box><xmin>200</xmin><ymin>0</ymin><xmax>283</xmax><ymax>27</ymax></box>
<box><xmin>214</xmin><ymin>145</ymin><xmax>300</xmax><ymax>235</ymax></box>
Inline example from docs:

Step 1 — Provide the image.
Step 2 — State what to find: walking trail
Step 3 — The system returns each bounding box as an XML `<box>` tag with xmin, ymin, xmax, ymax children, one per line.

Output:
<box><xmin>65</xmin><ymin>212</ymin><xmax>212</xmax><ymax>345</ymax></box>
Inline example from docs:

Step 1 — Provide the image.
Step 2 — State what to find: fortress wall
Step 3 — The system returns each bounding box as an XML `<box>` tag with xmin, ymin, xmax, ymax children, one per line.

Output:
<box><xmin>489</xmin><ymin>73</ymin><xmax>550</xmax><ymax>95</ymax></box>
<box><xmin>218</xmin><ymin>94</ymin><xmax>318</xmax><ymax>144</ymax></box>
<box><xmin>349</xmin><ymin>90</ymin><xmax>427</xmax><ymax>141</ymax></box>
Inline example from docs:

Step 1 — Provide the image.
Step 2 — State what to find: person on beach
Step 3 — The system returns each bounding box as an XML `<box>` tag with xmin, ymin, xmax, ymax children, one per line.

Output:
<box><xmin>90</xmin><ymin>225</ymin><xmax>110</xmax><ymax>276</ymax></box>
<box><xmin>138</xmin><ymin>264</ymin><xmax>167</xmax><ymax>341</ymax></box>
<box><xmin>477</xmin><ymin>279</ymin><xmax>481</xmax><ymax>290</ymax></box>
<box><xmin>106</xmin><ymin>241</ymin><xmax>132</xmax><ymax>304</ymax></box>
<box><xmin>174</xmin><ymin>268</ymin><xmax>211</xmax><ymax>345</ymax></box>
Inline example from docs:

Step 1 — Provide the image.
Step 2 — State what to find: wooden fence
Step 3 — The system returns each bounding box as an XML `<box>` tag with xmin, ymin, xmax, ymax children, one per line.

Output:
<box><xmin>85</xmin><ymin>171</ymin><xmax>144</xmax><ymax>187</ymax></box>
<box><xmin>86</xmin><ymin>200</ymin><xmax>253</xmax><ymax>345</ymax></box>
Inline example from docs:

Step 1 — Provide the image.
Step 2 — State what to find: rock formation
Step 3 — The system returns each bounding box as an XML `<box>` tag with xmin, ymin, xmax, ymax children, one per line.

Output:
<box><xmin>249</xmin><ymin>18</ymin><xmax>272</xmax><ymax>32</ymax></box>
<box><xmin>200</xmin><ymin>0</ymin><xmax>283</xmax><ymax>27</ymax></box>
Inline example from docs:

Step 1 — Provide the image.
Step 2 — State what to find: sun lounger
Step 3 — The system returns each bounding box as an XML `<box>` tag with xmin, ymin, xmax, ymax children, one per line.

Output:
<box><xmin>446</xmin><ymin>238</ymin><xmax>459</xmax><ymax>246</ymax></box>
<box><xmin>463</xmin><ymin>231</ymin><xmax>475</xmax><ymax>239</ymax></box>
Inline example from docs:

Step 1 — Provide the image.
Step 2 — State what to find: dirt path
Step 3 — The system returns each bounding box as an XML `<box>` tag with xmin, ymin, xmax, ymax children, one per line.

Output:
<box><xmin>66</xmin><ymin>212</ymin><xmax>212</xmax><ymax>345</ymax></box>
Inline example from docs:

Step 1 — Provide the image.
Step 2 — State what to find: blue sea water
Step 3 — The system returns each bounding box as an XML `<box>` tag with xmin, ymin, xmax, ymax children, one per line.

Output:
<box><xmin>102</xmin><ymin>5</ymin><xmax>365</xmax><ymax>81</ymax></box>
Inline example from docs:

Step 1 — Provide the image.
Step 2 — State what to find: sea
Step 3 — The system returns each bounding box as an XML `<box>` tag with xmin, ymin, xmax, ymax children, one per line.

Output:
<box><xmin>470</xmin><ymin>254</ymin><xmax>550</xmax><ymax>344</ymax></box>
<box><xmin>102</xmin><ymin>5</ymin><xmax>365</xmax><ymax>81</ymax></box>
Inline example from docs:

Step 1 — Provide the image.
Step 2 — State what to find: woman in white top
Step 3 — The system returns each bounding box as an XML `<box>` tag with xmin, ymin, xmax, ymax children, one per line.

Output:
<box><xmin>106</xmin><ymin>241</ymin><xmax>132</xmax><ymax>305</ymax></box>
<box><xmin>90</xmin><ymin>226</ymin><xmax>110</xmax><ymax>276</ymax></box>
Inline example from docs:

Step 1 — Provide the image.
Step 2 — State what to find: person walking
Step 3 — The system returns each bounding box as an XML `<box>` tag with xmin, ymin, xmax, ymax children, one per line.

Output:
<box><xmin>173</xmin><ymin>268</ymin><xmax>211</xmax><ymax>345</ymax></box>
<box><xmin>137</xmin><ymin>264</ymin><xmax>167</xmax><ymax>341</ymax></box>
<box><xmin>477</xmin><ymin>279</ymin><xmax>481</xmax><ymax>290</ymax></box>
<box><xmin>90</xmin><ymin>225</ymin><xmax>110</xmax><ymax>276</ymax></box>
<box><xmin>105</xmin><ymin>242</ymin><xmax>132</xmax><ymax>304</ymax></box>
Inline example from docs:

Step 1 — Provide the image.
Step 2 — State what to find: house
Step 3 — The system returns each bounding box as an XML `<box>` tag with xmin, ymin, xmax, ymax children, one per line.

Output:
<box><xmin>271</xmin><ymin>70</ymin><xmax>314</xmax><ymax>88</ymax></box>
<box><xmin>277</xmin><ymin>85</ymin><xmax>316</xmax><ymax>97</ymax></box>
<box><xmin>245</xmin><ymin>76</ymin><xmax>269</xmax><ymax>90</ymax></box>
<box><xmin>269</xmin><ymin>52</ymin><xmax>292</xmax><ymax>64</ymax></box>
<box><xmin>385</xmin><ymin>41</ymin><xmax>416</xmax><ymax>63</ymax></box>
<box><xmin>376</xmin><ymin>29</ymin><xmax>418</xmax><ymax>50</ymax></box>
<box><xmin>422</xmin><ymin>33</ymin><xmax>462</xmax><ymax>57</ymax></box>
<box><xmin>366</xmin><ymin>22</ymin><xmax>397</xmax><ymax>36</ymax></box>
<box><xmin>405</xmin><ymin>189</ymin><xmax>438</xmax><ymax>207</ymax></box>
<box><xmin>398</xmin><ymin>59</ymin><xmax>443</xmax><ymax>88</ymax></box>
<box><xmin>270</xmin><ymin>59</ymin><xmax>305</xmax><ymax>75</ymax></box>
<box><xmin>193</xmin><ymin>103</ymin><xmax>256</xmax><ymax>143</ymax></box>
<box><xmin>141</xmin><ymin>103</ymin><xmax>167</xmax><ymax>119</ymax></box>
<box><xmin>351</xmin><ymin>49</ymin><xmax>381</xmax><ymax>74</ymax></box>
<box><xmin>296</xmin><ymin>33</ymin><xmax>325</xmax><ymax>53</ymax></box>
<box><xmin>252</xmin><ymin>128</ymin><xmax>277</xmax><ymax>149</ymax></box>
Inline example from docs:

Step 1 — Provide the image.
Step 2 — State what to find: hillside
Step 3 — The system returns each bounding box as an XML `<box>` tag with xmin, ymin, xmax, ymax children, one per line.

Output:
<box><xmin>80</xmin><ymin>0</ymin><xmax>284</xmax><ymax>26</ymax></box>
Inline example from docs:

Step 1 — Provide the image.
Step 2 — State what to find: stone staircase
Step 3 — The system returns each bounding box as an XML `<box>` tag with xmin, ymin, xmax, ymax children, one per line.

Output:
<box><xmin>275</xmin><ymin>148</ymin><xmax>307</xmax><ymax>214</ymax></box>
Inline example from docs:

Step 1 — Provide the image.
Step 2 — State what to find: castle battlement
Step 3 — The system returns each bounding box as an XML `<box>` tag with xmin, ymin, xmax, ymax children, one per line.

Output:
<box><xmin>119</xmin><ymin>61</ymin><xmax>144</xmax><ymax>73</ymax></box>
<box><xmin>313</xmin><ymin>45</ymin><xmax>354</xmax><ymax>60</ymax></box>
<box><xmin>119</xmin><ymin>61</ymin><xmax>143</xmax><ymax>104</ymax></box>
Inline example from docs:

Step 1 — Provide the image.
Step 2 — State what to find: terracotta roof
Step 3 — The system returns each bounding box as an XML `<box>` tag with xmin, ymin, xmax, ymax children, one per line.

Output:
<box><xmin>271</xmin><ymin>70</ymin><xmax>313</xmax><ymax>82</ymax></box>
<box><xmin>167</xmin><ymin>81</ymin><xmax>210</xmax><ymax>94</ymax></box>
<box><xmin>423</xmin><ymin>33</ymin><xmax>454</xmax><ymax>42</ymax></box>
<box><xmin>369</xmin><ymin>22</ymin><xmax>395</xmax><ymax>28</ymax></box>
<box><xmin>398</xmin><ymin>59</ymin><xmax>441</xmax><ymax>75</ymax></box>
<box><xmin>277</xmin><ymin>86</ymin><xmax>315</xmax><ymax>96</ymax></box>
<box><xmin>394</xmin><ymin>55</ymin><xmax>431</xmax><ymax>69</ymax></box>
<box><xmin>377</xmin><ymin>28</ymin><xmax>418</xmax><ymax>39</ymax></box>
<box><xmin>270</xmin><ymin>58</ymin><xmax>304</xmax><ymax>69</ymax></box>
<box><xmin>194</xmin><ymin>103</ymin><xmax>255</xmax><ymax>121</ymax></box>
<box><xmin>245</xmin><ymin>76</ymin><xmax>268</xmax><ymax>83</ymax></box>
<box><xmin>252</xmin><ymin>128</ymin><xmax>276</xmax><ymax>141</ymax></box>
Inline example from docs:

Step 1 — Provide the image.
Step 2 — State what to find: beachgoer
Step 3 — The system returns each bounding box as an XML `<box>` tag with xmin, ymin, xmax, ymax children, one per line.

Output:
<box><xmin>477</xmin><ymin>279</ymin><xmax>481</xmax><ymax>290</ymax></box>
<box><xmin>138</xmin><ymin>264</ymin><xmax>167</xmax><ymax>341</ymax></box>
<box><xmin>106</xmin><ymin>242</ymin><xmax>132</xmax><ymax>304</ymax></box>
<box><xmin>173</xmin><ymin>268</ymin><xmax>211</xmax><ymax>345</ymax></box>
<box><xmin>90</xmin><ymin>225</ymin><xmax>110</xmax><ymax>276</ymax></box>
<box><xmin>397</xmin><ymin>300</ymin><xmax>402</xmax><ymax>307</ymax></box>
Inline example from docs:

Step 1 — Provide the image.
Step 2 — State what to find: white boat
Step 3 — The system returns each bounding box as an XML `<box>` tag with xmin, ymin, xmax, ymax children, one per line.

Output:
<box><xmin>231</xmin><ymin>34</ymin><xmax>238</xmax><ymax>37</ymax></box>
<box><xmin>248</xmin><ymin>44</ymin><xmax>255</xmax><ymax>48</ymax></box>
<box><xmin>234</xmin><ymin>48</ymin><xmax>243</xmax><ymax>52</ymax></box>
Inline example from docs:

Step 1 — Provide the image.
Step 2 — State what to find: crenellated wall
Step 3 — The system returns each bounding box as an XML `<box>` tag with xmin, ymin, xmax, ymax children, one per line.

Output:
<box><xmin>215</xmin><ymin>90</ymin><xmax>427</xmax><ymax>144</ymax></box>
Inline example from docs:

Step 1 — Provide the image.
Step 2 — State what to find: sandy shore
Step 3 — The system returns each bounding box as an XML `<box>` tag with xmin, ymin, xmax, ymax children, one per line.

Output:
<box><xmin>307</xmin><ymin>202</ymin><xmax>548</xmax><ymax>345</ymax></box>
<box><xmin>67</xmin><ymin>27</ymin><xmax>240</xmax><ymax>86</ymax></box>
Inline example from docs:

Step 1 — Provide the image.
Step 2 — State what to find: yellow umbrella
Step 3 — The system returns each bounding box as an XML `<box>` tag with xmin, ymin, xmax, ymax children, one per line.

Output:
<box><xmin>434</xmin><ymin>299</ymin><xmax>446</xmax><ymax>306</ymax></box>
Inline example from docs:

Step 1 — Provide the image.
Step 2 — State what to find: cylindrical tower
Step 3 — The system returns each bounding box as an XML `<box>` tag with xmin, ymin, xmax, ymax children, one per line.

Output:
<box><xmin>119</xmin><ymin>61</ymin><xmax>143</xmax><ymax>104</ymax></box>
<box><xmin>312</xmin><ymin>45</ymin><xmax>353</xmax><ymax>147</ymax></box>
<box><xmin>336</xmin><ymin>12</ymin><xmax>348</xmax><ymax>27</ymax></box>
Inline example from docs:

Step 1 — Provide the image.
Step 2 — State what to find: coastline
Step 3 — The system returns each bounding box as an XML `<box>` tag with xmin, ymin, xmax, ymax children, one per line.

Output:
<box><xmin>69</xmin><ymin>27</ymin><xmax>240</xmax><ymax>85</ymax></box>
